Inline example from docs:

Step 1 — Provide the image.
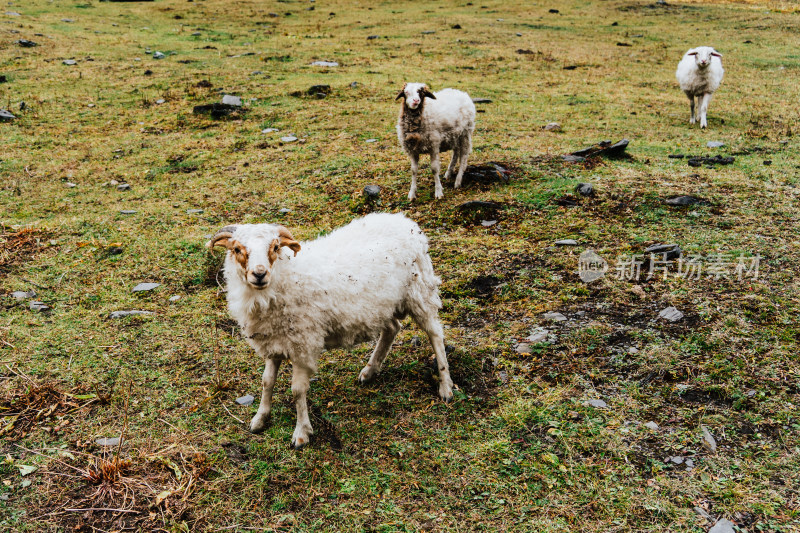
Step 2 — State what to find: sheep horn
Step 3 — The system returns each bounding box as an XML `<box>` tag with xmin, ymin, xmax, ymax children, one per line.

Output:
<box><xmin>207</xmin><ymin>225</ymin><xmax>238</xmax><ymax>251</ymax></box>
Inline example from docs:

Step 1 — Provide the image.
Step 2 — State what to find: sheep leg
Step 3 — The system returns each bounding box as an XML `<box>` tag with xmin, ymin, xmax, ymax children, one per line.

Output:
<box><xmin>359</xmin><ymin>319</ymin><xmax>402</xmax><ymax>383</ymax></box>
<box><xmin>249</xmin><ymin>357</ymin><xmax>282</xmax><ymax>434</ymax></box>
<box><xmin>413</xmin><ymin>314</ymin><xmax>454</xmax><ymax>402</ymax></box>
<box><xmin>443</xmin><ymin>148</ymin><xmax>459</xmax><ymax>183</ymax></box>
<box><xmin>408</xmin><ymin>153</ymin><xmax>420</xmax><ymax>201</ymax></box>
<box><xmin>291</xmin><ymin>362</ymin><xmax>314</xmax><ymax>449</ymax></box>
<box><xmin>453</xmin><ymin>138</ymin><xmax>471</xmax><ymax>189</ymax></box>
<box><xmin>430</xmin><ymin>149</ymin><xmax>443</xmax><ymax>199</ymax></box>
<box><xmin>687</xmin><ymin>92</ymin><xmax>696</xmax><ymax>124</ymax></box>
<box><xmin>699</xmin><ymin>93</ymin><xmax>712</xmax><ymax>129</ymax></box>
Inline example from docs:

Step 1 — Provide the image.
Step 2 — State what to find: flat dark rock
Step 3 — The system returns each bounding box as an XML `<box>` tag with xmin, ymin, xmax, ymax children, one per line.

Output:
<box><xmin>472</xmin><ymin>98</ymin><xmax>492</xmax><ymax>103</ymax></box>
<box><xmin>569</xmin><ymin>139</ymin><xmax>629</xmax><ymax>159</ymax></box>
<box><xmin>562</xmin><ymin>154</ymin><xmax>585</xmax><ymax>162</ymax></box>
<box><xmin>16</xmin><ymin>39</ymin><xmax>38</xmax><ymax>47</ymax></box>
<box><xmin>668</xmin><ymin>154</ymin><xmax>685</xmax><ymax>159</ymax></box>
<box><xmin>0</xmin><ymin>109</ymin><xmax>15</xmax><ymax>121</ymax></box>
<box><xmin>575</xmin><ymin>183</ymin><xmax>594</xmax><ymax>197</ymax></box>
<box><xmin>645</xmin><ymin>243</ymin><xmax>682</xmax><ymax>260</ymax></box>
<box><xmin>457</xmin><ymin>200</ymin><xmax>502</xmax><ymax>211</ymax></box>
<box><xmin>0</xmin><ymin>75</ymin><xmax>8</xmax><ymax>83</ymax></box>
<box><xmin>307</xmin><ymin>84</ymin><xmax>331</xmax><ymax>97</ymax></box>
<box><xmin>461</xmin><ymin>162</ymin><xmax>511</xmax><ymax>184</ymax></box>
<box><xmin>665</xmin><ymin>195</ymin><xmax>703</xmax><ymax>206</ymax></box>
<box><xmin>563</xmin><ymin>65</ymin><xmax>578</xmax><ymax>70</ymax></box>
<box><xmin>192</xmin><ymin>102</ymin><xmax>242</xmax><ymax>118</ymax></box>
<box><xmin>363</xmin><ymin>185</ymin><xmax>381</xmax><ymax>199</ymax></box>
<box><xmin>555</xmin><ymin>196</ymin><xmax>579</xmax><ymax>207</ymax></box>
<box><xmin>687</xmin><ymin>155</ymin><xmax>734</xmax><ymax>167</ymax></box>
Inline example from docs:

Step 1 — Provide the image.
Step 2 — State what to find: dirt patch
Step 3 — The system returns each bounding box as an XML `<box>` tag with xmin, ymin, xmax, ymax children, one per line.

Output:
<box><xmin>0</xmin><ymin>226</ymin><xmax>50</xmax><ymax>273</ymax></box>
<box><xmin>0</xmin><ymin>380</ymin><xmax>101</xmax><ymax>439</ymax></box>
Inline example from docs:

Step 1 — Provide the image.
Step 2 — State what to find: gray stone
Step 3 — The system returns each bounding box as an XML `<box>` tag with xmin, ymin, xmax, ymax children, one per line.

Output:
<box><xmin>29</xmin><ymin>301</ymin><xmax>50</xmax><ymax>312</ymax></box>
<box><xmin>65</xmin><ymin>182</ymin><xmax>77</xmax><ymax>188</ymax></box>
<box><xmin>11</xmin><ymin>290</ymin><xmax>36</xmax><ymax>300</ymax></box>
<box><xmin>543</xmin><ymin>122</ymin><xmax>561</xmax><ymax>131</ymax></box>
<box><xmin>498</xmin><ymin>370</ymin><xmax>509</xmax><ymax>384</ymax></box>
<box><xmin>555</xmin><ymin>239</ymin><xmax>577</xmax><ymax>246</ymax></box>
<box><xmin>311</xmin><ymin>60</ymin><xmax>339</xmax><ymax>67</ymax></box>
<box><xmin>668</xmin><ymin>455</ymin><xmax>684</xmax><ymax>465</ymax></box>
<box><xmin>544</xmin><ymin>311</ymin><xmax>567</xmax><ymax>322</ymax></box>
<box><xmin>5</xmin><ymin>11</ymin><xmax>21</xmax><ymax>16</ymax></box>
<box><xmin>527</xmin><ymin>328</ymin><xmax>549</xmax><ymax>343</ymax></box>
<box><xmin>658</xmin><ymin>306</ymin><xmax>684</xmax><ymax>322</ymax></box>
<box><xmin>628</xmin><ymin>346</ymin><xmax>639</xmax><ymax>354</ymax></box>
<box><xmin>108</xmin><ymin>310</ymin><xmax>153</xmax><ymax>319</ymax></box>
<box><xmin>117</xmin><ymin>183</ymin><xmax>131</xmax><ymax>191</ymax></box>
<box><xmin>410</xmin><ymin>336</ymin><xmax>422</xmax><ymax>347</ymax></box>
<box><xmin>279</xmin><ymin>208</ymin><xmax>291</xmax><ymax>214</ymax></box>
<box><xmin>421</xmin><ymin>30</ymin><xmax>436</xmax><ymax>34</ymax></box>
<box><xmin>153</xmin><ymin>51</ymin><xmax>165</xmax><ymax>59</ymax></box>
<box><xmin>481</xmin><ymin>220</ymin><xmax>497</xmax><ymax>227</ymax></box>
<box><xmin>363</xmin><ymin>185</ymin><xmax>381</xmax><ymax>199</ymax></box>
<box><xmin>562</xmin><ymin>154</ymin><xmax>585</xmax><ymax>163</ymax></box>
<box><xmin>701</xmin><ymin>425</ymin><xmax>717</xmax><ymax>453</ymax></box>
<box><xmin>62</xmin><ymin>18</ymin><xmax>74</xmax><ymax>23</ymax></box>
<box><xmin>169</xmin><ymin>295</ymin><xmax>181</xmax><ymax>302</ymax></box>
<box><xmin>186</xmin><ymin>209</ymin><xmax>204</xmax><ymax>214</ymax></box>
<box><xmin>96</xmin><ymin>437</ymin><xmax>122</xmax><ymax>446</ymax></box>
<box><xmin>694</xmin><ymin>506</ymin><xmax>713</xmax><ymax>521</ymax></box>
<box><xmin>132</xmin><ymin>283</ymin><xmax>160</xmax><ymax>292</ymax></box>
<box><xmin>119</xmin><ymin>210</ymin><xmax>137</xmax><ymax>215</ymax></box>
<box><xmin>575</xmin><ymin>183</ymin><xmax>594</xmax><ymax>196</ymax></box>
<box><xmin>586</xmin><ymin>399</ymin><xmax>607</xmax><ymax>409</ymax></box>
<box><xmin>155</xmin><ymin>98</ymin><xmax>165</xmax><ymax>104</ymax></box>
<box><xmin>235</xmin><ymin>395</ymin><xmax>254</xmax><ymax>406</ymax></box>
<box><xmin>262</xmin><ymin>128</ymin><xmax>279</xmax><ymax>133</ymax></box>
<box><xmin>709</xmin><ymin>518</ymin><xmax>735</xmax><ymax>533</ymax></box>
<box><xmin>280</xmin><ymin>135</ymin><xmax>298</xmax><ymax>142</ymax></box>
<box><xmin>192</xmin><ymin>32</ymin><xmax>201</xmax><ymax>36</ymax></box>
<box><xmin>15</xmin><ymin>39</ymin><xmax>37</xmax><ymax>47</ymax></box>
<box><xmin>0</xmin><ymin>109</ymin><xmax>16</xmax><ymax>121</ymax></box>
<box><xmin>644</xmin><ymin>421</ymin><xmax>659</xmax><ymax>430</ymax></box>
<box><xmin>665</xmin><ymin>195</ymin><xmax>700</xmax><ymax>206</ymax></box>
<box><xmin>365</xmin><ymin>138</ymin><xmax>377</xmax><ymax>143</ymax></box>
<box><xmin>63</xmin><ymin>59</ymin><xmax>77</xmax><ymax>65</ymax></box>
<box><xmin>645</xmin><ymin>243</ymin><xmax>681</xmax><ymax>260</ymax></box>
<box><xmin>515</xmin><ymin>343</ymin><xmax>532</xmax><ymax>354</ymax></box>
<box><xmin>685</xmin><ymin>458</ymin><xmax>694</xmax><ymax>468</ymax></box>
<box><xmin>707</xmin><ymin>141</ymin><xmax>725</xmax><ymax>148</ymax></box>
<box><xmin>222</xmin><ymin>94</ymin><xmax>242</xmax><ymax>106</ymax></box>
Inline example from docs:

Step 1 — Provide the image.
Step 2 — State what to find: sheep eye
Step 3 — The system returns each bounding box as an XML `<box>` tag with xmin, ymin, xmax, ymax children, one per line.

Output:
<box><xmin>273</xmin><ymin>245</ymin><xmax>279</xmax><ymax>252</ymax></box>
<box><xmin>234</xmin><ymin>247</ymin><xmax>241</xmax><ymax>254</ymax></box>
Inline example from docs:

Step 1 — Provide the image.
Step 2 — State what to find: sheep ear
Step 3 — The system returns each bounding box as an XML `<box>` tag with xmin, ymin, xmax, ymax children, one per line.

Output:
<box><xmin>395</xmin><ymin>83</ymin><xmax>407</xmax><ymax>100</ymax></box>
<box><xmin>207</xmin><ymin>225</ymin><xmax>237</xmax><ymax>251</ymax></box>
<box><xmin>711</xmin><ymin>51</ymin><xmax>722</xmax><ymax>58</ymax></box>
<box><xmin>687</xmin><ymin>51</ymin><xmax>698</xmax><ymax>56</ymax></box>
<box><xmin>278</xmin><ymin>226</ymin><xmax>301</xmax><ymax>256</ymax></box>
<box><xmin>421</xmin><ymin>86</ymin><xmax>436</xmax><ymax>100</ymax></box>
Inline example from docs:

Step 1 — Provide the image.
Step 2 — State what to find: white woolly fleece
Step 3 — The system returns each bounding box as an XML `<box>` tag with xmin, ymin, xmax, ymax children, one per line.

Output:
<box><xmin>676</xmin><ymin>46</ymin><xmax>724</xmax><ymax>96</ymax></box>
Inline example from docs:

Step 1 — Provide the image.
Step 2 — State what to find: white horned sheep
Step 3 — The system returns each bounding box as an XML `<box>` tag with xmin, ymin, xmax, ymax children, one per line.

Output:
<box><xmin>675</xmin><ymin>46</ymin><xmax>724</xmax><ymax>129</ymax></box>
<box><xmin>396</xmin><ymin>82</ymin><xmax>476</xmax><ymax>201</ymax></box>
<box><xmin>207</xmin><ymin>213</ymin><xmax>454</xmax><ymax>449</ymax></box>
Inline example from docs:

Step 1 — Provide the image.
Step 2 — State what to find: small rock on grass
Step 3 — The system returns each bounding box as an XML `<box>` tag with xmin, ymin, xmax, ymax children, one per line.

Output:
<box><xmin>701</xmin><ymin>425</ymin><xmax>717</xmax><ymax>453</ymax></box>
<box><xmin>262</xmin><ymin>128</ymin><xmax>279</xmax><ymax>133</ymax></box>
<box><xmin>555</xmin><ymin>239</ymin><xmax>577</xmax><ymax>246</ymax></box>
<box><xmin>186</xmin><ymin>209</ymin><xmax>204</xmax><ymax>214</ymax></box>
<box><xmin>708</xmin><ymin>518</ymin><xmax>735</xmax><ymax>533</ymax></box>
<box><xmin>119</xmin><ymin>210</ymin><xmax>137</xmax><ymax>215</ymax></box>
<box><xmin>658</xmin><ymin>306</ymin><xmax>683</xmax><ymax>322</ymax></box>
<box><xmin>235</xmin><ymin>395</ymin><xmax>254</xmax><ymax>406</ymax></box>
<box><xmin>543</xmin><ymin>311</ymin><xmax>567</xmax><ymax>322</ymax></box>
<box><xmin>527</xmin><ymin>328</ymin><xmax>549</xmax><ymax>343</ymax></box>
<box><xmin>311</xmin><ymin>60</ymin><xmax>338</xmax><ymax>67</ymax></box>
<box><xmin>96</xmin><ymin>437</ymin><xmax>122</xmax><ymax>447</ymax></box>
<box><xmin>0</xmin><ymin>109</ymin><xmax>16</xmax><ymax>121</ymax></box>
<box><xmin>29</xmin><ymin>301</ymin><xmax>50</xmax><ymax>312</ymax></box>
<box><xmin>222</xmin><ymin>95</ymin><xmax>242</xmax><ymax>106</ymax></box>
<box><xmin>117</xmin><ymin>183</ymin><xmax>131</xmax><ymax>191</ymax></box>
<box><xmin>515</xmin><ymin>343</ymin><xmax>532</xmax><ymax>354</ymax></box>
<box><xmin>132</xmin><ymin>283</ymin><xmax>160</xmax><ymax>292</ymax></box>
<box><xmin>153</xmin><ymin>51</ymin><xmax>165</xmax><ymax>59</ymax></box>
<box><xmin>11</xmin><ymin>290</ymin><xmax>36</xmax><ymax>300</ymax></box>
<box><xmin>575</xmin><ymin>183</ymin><xmax>594</xmax><ymax>196</ymax></box>
<box><xmin>363</xmin><ymin>185</ymin><xmax>381</xmax><ymax>199</ymax></box>
<box><xmin>586</xmin><ymin>399</ymin><xmax>607</xmax><ymax>409</ymax></box>
<box><xmin>169</xmin><ymin>295</ymin><xmax>180</xmax><ymax>302</ymax></box>
<box><xmin>543</xmin><ymin>122</ymin><xmax>561</xmax><ymax>131</ymax></box>
<box><xmin>16</xmin><ymin>39</ymin><xmax>37</xmax><ymax>47</ymax></box>
<box><xmin>481</xmin><ymin>220</ymin><xmax>497</xmax><ymax>227</ymax></box>
<box><xmin>281</xmin><ymin>135</ymin><xmax>298</xmax><ymax>142</ymax></box>
<box><xmin>108</xmin><ymin>310</ymin><xmax>153</xmax><ymax>319</ymax></box>
<box><xmin>644</xmin><ymin>421</ymin><xmax>659</xmax><ymax>430</ymax></box>
<box><xmin>63</xmin><ymin>59</ymin><xmax>77</xmax><ymax>65</ymax></box>
<box><xmin>665</xmin><ymin>195</ymin><xmax>700</xmax><ymax>206</ymax></box>
<box><xmin>707</xmin><ymin>141</ymin><xmax>725</xmax><ymax>148</ymax></box>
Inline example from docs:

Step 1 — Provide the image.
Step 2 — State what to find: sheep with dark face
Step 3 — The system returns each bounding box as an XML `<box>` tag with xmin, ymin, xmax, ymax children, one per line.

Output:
<box><xmin>676</xmin><ymin>47</ymin><xmax>724</xmax><ymax>128</ymax></box>
<box><xmin>208</xmin><ymin>213</ymin><xmax>454</xmax><ymax>449</ymax></box>
<box><xmin>396</xmin><ymin>82</ymin><xmax>476</xmax><ymax>200</ymax></box>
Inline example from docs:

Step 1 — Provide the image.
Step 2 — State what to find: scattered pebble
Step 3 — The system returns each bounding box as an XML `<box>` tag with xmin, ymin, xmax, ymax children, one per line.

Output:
<box><xmin>235</xmin><ymin>395</ymin><xmax>255</xmax><ymax>406</ymax></box>
<box><xmin>543</xmin><ymin>311</ymin><xmax>567</xmax><ymax>322</ymax></box>
<box><xmin>645</xmin><ymin>243</ymin><xmax>681</xmax><ymax>260</ymax></box>
<box><xmin>222</xmin><ymin>94</ymin><xmax>242</xmax><ymax>106</ymax></box>
<box><xmin>658</xmin><ymin>306</ymin><xmax>684</xmax><ymax>322</ymax></box>
<box><xmin>644</xmin><ymin>421</ymin><xmax>659</xmax><ymax>430</ymax></box>
<box><xmin>363</xmin><ymin>185</ymin><xmax>381</xmax><ymax>200</ymax></box>
<box><xmin>65</xmin><ymin>182</ymin><xmax>77</xmax><ymax>188</ymax></box>
<box><xmin>665</xmin><ymin>195</ymin><xmax>701</xmax><ymax>206</ymax></box>
<box><xmin>0</xmin><ymin>109</ymin><xmax>16</xmax><ymax>121</ymax></box>
<box><xmin>586</xmin><ymin>399</ymin><xmax>607</xmax><ymax>409</ymax></box>
<box><xmin>11</xmin><ymin>290</ymin><xmax>36</xmax><ymax>300</ymax></box>
<box><xmin>628</xmin><ymin>346</ymin><xmax>639</xmax><ymax>354</ymax></box>
<box><xmin>471</xmin><ymin>98</ymin><xmax>492</xmax><ymax>104</ymax></box>
<box><xmin>481</xmin><ymin>220</ymin><xmax>497</xmax><ymax>227</ymax></box>
<box><xmin>63</xmin><ymin>59</ymin><xmax>77</xmax><ymax>65</ymax></box>
<box><xmin>709</xmin><ymin>518</ymin><xmax>735</xmax><ymax>533</ymax></box>
<box><xmin>153</xmin><ymin>51</ymin><xmax>165</xmax><ymax>59</ymax></box>
<box><xmin>119</xmin><ymin>210</ymin><xmax>137</xmax><ymax>215</ymax></box>
<box><xmin>186</xmin><ymin>209</ymin><xmax>204</xmax><ymax>214</ymax></box>
<box><xmin>29</xmin><ymin>301</ymin><xmax>50</xmax><ymax>312</ymax></box>
<box><xmin>279</xmin><ymin>207</ymin><xmax>291</xmax><ymax>214</ymax></box>
<box><xmin>311</xmin><ymin>60</ymin><xmax>338</xmax><ymax>67</ymax></box>
<box><xmin>527</xmin><ymin>328</ymin><xmax>549</xmax><ymax>344</ymax></box>
<box><xmin>155</xmin><ymin>98</ymin><xmax>165</xmax><ymax>104</ymax></box>
<box><xmin>515</xmin><ymin>343</ymin><xmax>532</xmax><ymax>354</ymax></box>
<box><xmin>117</xmin><ymin>183</ymin><xmax>131</xmax><ymax>191</ymax></box>
<box><xmin>555</xmin><ymin>239</ymin><xmax>577</xmax><ymax>246</ymax></box>
<box><xmin>262</xmin><ymin>128</ymin><xmax>279</xmax><ymax>133</ymax></box>
<box><xmin>5</xmin><ymin>11</ymin><xmax>21</xmax><ymax>16</ymax></box>
<box><xmin>96</xmin><ymin>437</ymin><xmax>122</xmax><ymax>447</ymax></box>
<box><xmin>701</xmin><ymin>425</ymin><xmax>718</xmax><ymax>453</ymax></box>
<box><xmin>543</xmin><ymin>122</ymin><xmax>561</xmax><ymax>131</ymax></box>
<box><xmin>575</xmin><ymin>183</ymin><xmax>594</xmax><ymax>196</ymax></box>
<box><xmin>132</xmin><ymin>283</ymin><xmax>160</xmax><ymax>292</ymax></box>
<box><xmin>108</xmin><ymin>310</ymin><xmax>153</xmax><ymax>319</ymax></box>
<box><xmin>15</xmin><ymin>39</ymin><xmax>37</xmax><ymax>47</ymax></box>
<box><xmin>707</xmin><ymin>141</ymin><xmax>725</xmax><ymax>148</ymax></box>
<box><xmin>280</xmin><ymin>135</ymin><xmax>298</xmax><ymax>142</ymax></box>
<box><xmin>169</xmin><ymin>295</ymin><xmax>181</xmax><ymax>302</ymax></box>
<box><xmin>365</xmin><ymin>138</ymin><xmax>377</xmax><ymax>143</ymax></box>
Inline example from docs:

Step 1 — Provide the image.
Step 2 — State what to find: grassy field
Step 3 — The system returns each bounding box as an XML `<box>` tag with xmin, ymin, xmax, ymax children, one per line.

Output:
<box><xmin>1</xmin><ymin>0</ymin><xmax>799</xmax><ymax>530</ymax></box>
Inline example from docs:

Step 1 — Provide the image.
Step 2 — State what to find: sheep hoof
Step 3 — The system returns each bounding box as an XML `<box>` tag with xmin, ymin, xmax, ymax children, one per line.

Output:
<box><xmin>291</xmin><ymin>428</ymin><xmax>313</xmax><ymax>449</ymax></box>
<box><xmin>358</xmin><ymin>365</ymin><xmax>377</xmax><ymax>383</ymax></box>
<box><xmin>439</xmin><ymin>382</ymin><xmax>454</xmax><ymax>403</ymax></box>
<box><xmin>249</xmin><ymin>413</ymin><xmax>270</xmax><ymax>434</ymax></box>
<box><xmin>434</xmin><ymin>190</ymin><xmax>444</xmax><ymax>200</ymax></box>
<box><xmin>408</xmin><ymin>192</ymin><xmax>417</xmax><ymax>201</ymax></box>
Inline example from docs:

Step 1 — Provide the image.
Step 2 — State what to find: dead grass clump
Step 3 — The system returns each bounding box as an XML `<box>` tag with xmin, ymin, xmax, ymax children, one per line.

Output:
<box><xmin>0</xmin><ymin>379</ymin><xmax>98</xmax><ymax>439</ymax></box>
<box><xmin>0</xmin><ymin>226</ymin><xmax>48</xmax><ymax>273</ymax></box>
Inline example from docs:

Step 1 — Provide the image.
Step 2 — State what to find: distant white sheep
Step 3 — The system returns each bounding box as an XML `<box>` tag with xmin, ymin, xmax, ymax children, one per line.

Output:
<box><xmin>208</xmin><ymin>213</ymin><xmax>454</xmax><ymax>449</ymax></box>
<box><xmin>675</xmin><ymin>46</ymin><xmax>724</xmax><ymax>128</ymax></box>
<box><xmin>396</xmin><ymin>82</ymin><xmax>476</xmax><ymax>200</ymax></box>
